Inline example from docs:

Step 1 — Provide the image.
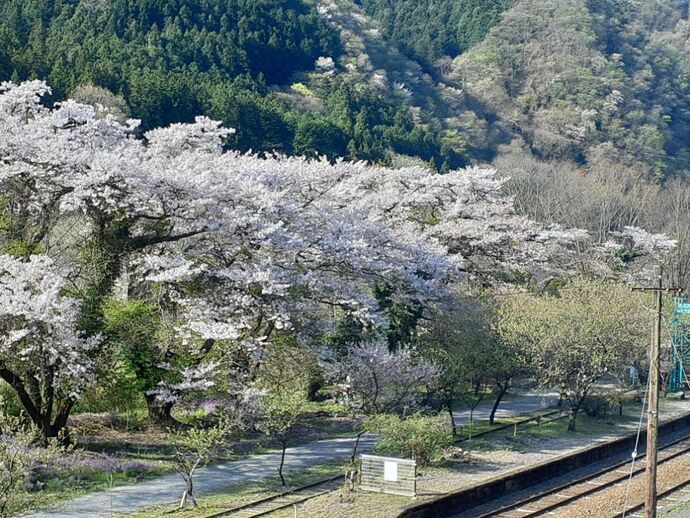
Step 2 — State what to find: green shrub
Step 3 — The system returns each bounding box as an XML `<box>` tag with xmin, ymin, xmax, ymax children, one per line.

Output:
<box><xmin>582</xmin><ymin>394</ymin><xmax>611</xmax><ymax>417</ymax></box>
<box><xmin>583</xmin><ymin>391</ymin><xmax>625</xmax><ymax>418</ymax></box>
<box><xmin>365</xmin><ymin>412</ymin><xmax>453</xmax><ymax>465</ymax></box>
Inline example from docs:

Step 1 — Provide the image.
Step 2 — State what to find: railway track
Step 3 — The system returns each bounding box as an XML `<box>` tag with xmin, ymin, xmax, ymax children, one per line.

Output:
<box><xmin>199</xmin><ymin>474</ymin><xmax>344</xmax><ymax>518</ymax></box>
<box><xmin>613</xmin><ymin>478</ymin><xmax>690</xmax><ymax>517</ymax></box>
<box><xmin>477</xmin><ymin>432</ymin><xmax>690</xmax><ymax>518</ymax></box>
<box><xmin>612</xmin><ymin>478</ymin><xmax>690</xmax><ymax>517</ymax></box>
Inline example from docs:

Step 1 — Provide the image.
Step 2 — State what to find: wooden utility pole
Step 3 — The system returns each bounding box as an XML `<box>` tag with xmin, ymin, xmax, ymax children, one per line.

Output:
<box><xmin>633</xmin><ymin>267</ymin><xmax>681</xmax><ymax>518</ymax></box>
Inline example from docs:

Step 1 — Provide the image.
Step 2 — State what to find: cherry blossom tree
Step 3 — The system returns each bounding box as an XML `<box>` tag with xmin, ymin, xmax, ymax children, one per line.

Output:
<box><xmin>322</xmin><ymin>341</ymin><xmax>438</xmax><ymax>415</ymax></box>
<box><xmin>0</xmin><ymin>254</ymin><xmax>98</xmax><ymax>440</ymax></box>
<box><xmin>321</xmin><ymin>341</ymin><xmax>438</xmax><ymax>461</ymax></box>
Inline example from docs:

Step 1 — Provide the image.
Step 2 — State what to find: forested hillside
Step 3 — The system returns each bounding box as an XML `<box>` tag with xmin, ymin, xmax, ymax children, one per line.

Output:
<box><xmin>3</xmin><ymin>0</ymin><xmax>690</xmax><ymax>177</ymax></box>
<box><xmin>356</xmin><ymin>0</ymin><xmax>513</xmax><ymax>68</ymax></box>
<box><xmin>0</xmin><ymin>0</ymin><xmax>338</xmax><ymax>128</ymax></box>
<box><xmin>452</xmin><ymin>0</ymin><xmax>690</xmax><ymax>176</ymax></box>
<box><xmin>355</xmin><ymin>0</ymin><xmax>690</xmax><ymax>176</ymax></box>
<box><xmin>0</xmin><ymin>0</ymin><xmax>464</xmax><ymax>168</ymax></box>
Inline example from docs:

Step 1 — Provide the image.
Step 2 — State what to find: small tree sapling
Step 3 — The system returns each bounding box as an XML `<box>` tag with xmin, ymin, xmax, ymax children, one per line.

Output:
<box><xmin>256</xmin><ymin>338</ymin><xmax>311</xmax><ymax>486</ymax></box>
<box><xmin>261</xmin><ymin>388</ymin><xmax>307</xmax><ymax>487</ymax></box>
<box><xmin>170</xmin><ymin>420</ymin><xmax>229</xmax><ymax>508</ymax></box>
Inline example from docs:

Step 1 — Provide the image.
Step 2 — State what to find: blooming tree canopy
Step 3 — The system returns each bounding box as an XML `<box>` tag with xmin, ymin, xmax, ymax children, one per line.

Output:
<box><xmin>321</xmin><ymin>341</ymin><xmax>438</xmax><ymax>414</ymax></box>
<box><xmin>0</xmin><ymin>80</ymin><xmax>675</xmax><ymax>433</ymax></box>
<box><xmin>0</xmin><ymin>254</ymin><xmax>97</xmax><ymax>438</ymax></box>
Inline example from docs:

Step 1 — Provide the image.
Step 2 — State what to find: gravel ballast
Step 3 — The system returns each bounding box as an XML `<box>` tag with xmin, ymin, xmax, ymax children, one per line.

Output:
<box><xmin>551</xmin><ymin>453</ymin><xmax>690</xmax><ymax>517</ymax></box>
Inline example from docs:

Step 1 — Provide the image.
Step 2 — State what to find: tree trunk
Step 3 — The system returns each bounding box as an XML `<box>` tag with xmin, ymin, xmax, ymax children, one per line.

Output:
<box><xmin>186</xmin><ymin>473</ymin><xmax>197</xmax><ymax>507</ymax></box>
<box><xmin>662</xmin><ymin>373</ymin><xmax>670</xmax><ymax>398</ymax></box>
<box><xmin>37</xmin><ymin>409</ymin><xmax>74</xmax><ymax>445</ymax></box>
<box><xmin>567</xmin><ymin>396</ymin><xmax>585</xmax><ymax>432</ymax></box>
<box><xmin>351</xmin><ymin>431</ymin><xmax>364</xmax><ymax>464</ymax></box>
<box><xmin>278</xmin><ymin>439</ymin><xmax>288</xmax><ymax>486</ymax></box>
<box><xmin>0</xmin><ymin>367</ymin><xmax>73</xmax><ymax>444</ymax></box>
<box><xmin>39</xmin><ymin>423</ymin><xmax>60</xmax><ymax>442</ymax></box>
<box><xmin>145</xmin><ymin>393</ymin><xmax>177</xmax><ymax>428</ymax></box>
<box><xmin>446</xmin><ymin>400</ymin><xmax>457</xmax><ymax>437</ymax></box>
<box><xmin>489</xmin><ymin>384</ymin><xmax>509</xmax><ymax>425</ymax></box>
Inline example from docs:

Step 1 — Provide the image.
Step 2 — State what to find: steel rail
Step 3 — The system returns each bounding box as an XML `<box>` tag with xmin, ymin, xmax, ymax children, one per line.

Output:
<box><xmin>476</xmin><ymin>432</ymin><xmax>690</xmax><ymax>518</ymax></box>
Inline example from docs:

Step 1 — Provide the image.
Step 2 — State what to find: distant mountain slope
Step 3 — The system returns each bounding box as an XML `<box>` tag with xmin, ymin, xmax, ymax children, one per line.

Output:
<box><xmin>451</xmin><ymin>0</ymin><xmax>690</xmax><ymax>175</ymax></box>
<box><xmin>3</xmin><ymin>0</ymin><xmax>690</xmax><ymax>176</ymax></box>
<box><xmin>317</xmin><ymin>0</ymin><xmax>510</xmax><ymax>162</ymax></box>
<box><xmin>0</xmin><ymin>0</ymin><xmax>339</xmax><ymax>129</ymax></box>
<box><xmin>347</xmin><ymin>0</ymin><xmax>690</xmax><ymax>175</ymax></box>
<box><xmin>355</xmin><ymin>0</ymin><xmax>513</xmax><ymax>67</ymax></box>
<box><xmin>0</xmin><ymin>0</ymin><xmax>467</xmax><ymax>167</ymax></box>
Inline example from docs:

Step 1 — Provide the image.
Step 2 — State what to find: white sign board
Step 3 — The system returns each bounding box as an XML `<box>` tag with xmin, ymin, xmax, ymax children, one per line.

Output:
<box><xmin>383</xmin><ymin>460</ymin><xmax>398</xmax><ymax>482</ymax></box>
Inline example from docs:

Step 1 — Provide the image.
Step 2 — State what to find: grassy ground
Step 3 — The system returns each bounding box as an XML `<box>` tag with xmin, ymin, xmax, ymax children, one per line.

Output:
<box><xmin>467</xmin><ymin>409</ymin><xmax>639</xmax><ymax>452</ymax></box>
<box><xmin>9</xmin><ymin>453</ymin><xmax>173</xmax><ymax>517</ymax></box>
<box><xmin>458</xmin><ymin>394</ymin><xmax>690</xmax><ymax>446</ymax></box>
<box><xmin>661</xmin><ymin>498</ymin><xmax>690</xmax><ymax>517</ymax></box>
<box><xmin>469</xmin><ymin>397</ymin><xmax>690</xmax><ymax>450</ymax></box>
